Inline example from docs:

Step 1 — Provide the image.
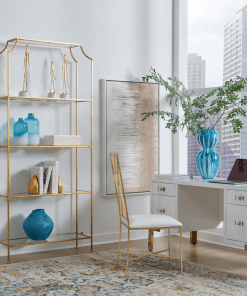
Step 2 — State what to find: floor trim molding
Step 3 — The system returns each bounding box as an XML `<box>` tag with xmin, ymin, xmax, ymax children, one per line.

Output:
<box><xmin>0</xmin><ymin>229</ymin><xmax>243</xmax><ymax>257</ymax></box>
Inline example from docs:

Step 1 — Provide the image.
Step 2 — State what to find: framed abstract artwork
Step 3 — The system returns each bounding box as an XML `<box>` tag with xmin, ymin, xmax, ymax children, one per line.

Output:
<box><xmin>101</xmin><ymin>79</ymin><xmax>159</xmax><ymax>196</ymax></box>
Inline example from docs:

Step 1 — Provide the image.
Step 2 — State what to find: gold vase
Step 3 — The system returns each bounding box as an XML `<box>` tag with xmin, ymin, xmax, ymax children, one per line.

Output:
<box><xmin>28</xmin><ymin>175</ymin><xmax>39</xmax><ymax>194</ymax></box>
<box><xmin>58</xmin><ymin>176</ymin><xmax>63</xmax><ymax>193</ymax></box>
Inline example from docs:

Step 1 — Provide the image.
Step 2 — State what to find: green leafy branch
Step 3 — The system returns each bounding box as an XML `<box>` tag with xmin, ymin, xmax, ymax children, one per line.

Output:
<box><xmin>142</xmin><ymin>67</ymin><xmax>247</xmax><ymax>136</ymax></box>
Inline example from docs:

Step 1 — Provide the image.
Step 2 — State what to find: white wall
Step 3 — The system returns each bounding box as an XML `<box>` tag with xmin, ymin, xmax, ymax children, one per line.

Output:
<box><xmin>0</xmin><ymin>0</ymin><xmax>187</xmax><ymax>257</ymax></box>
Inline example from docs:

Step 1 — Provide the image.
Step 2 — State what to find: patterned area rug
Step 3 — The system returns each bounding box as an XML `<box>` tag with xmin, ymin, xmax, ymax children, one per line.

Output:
<box><xmin>0</xmin><ymin>248</ymin><xmax>246</xmax><ymax>295</ymax></box>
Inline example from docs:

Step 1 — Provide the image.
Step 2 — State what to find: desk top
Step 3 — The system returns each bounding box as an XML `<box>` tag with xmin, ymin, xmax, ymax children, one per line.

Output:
<box><xmin>151</xmin><ymin>177</ymin><xmax>247</xmax><ymax>190</ymax></box>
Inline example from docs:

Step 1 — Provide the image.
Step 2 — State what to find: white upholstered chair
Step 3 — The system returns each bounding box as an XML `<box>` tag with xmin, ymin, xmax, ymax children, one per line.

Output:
<box><xmin>110</xmin><ymin>153</ymin><xmax>183</xmax><ymax>277</ymax></box>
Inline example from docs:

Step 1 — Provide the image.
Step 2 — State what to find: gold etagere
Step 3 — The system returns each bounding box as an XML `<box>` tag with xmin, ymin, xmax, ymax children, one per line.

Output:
<box><xmin>0</xmin><ymin>38</ymin><xmax>93</xmax><ymax>263</ymax></box>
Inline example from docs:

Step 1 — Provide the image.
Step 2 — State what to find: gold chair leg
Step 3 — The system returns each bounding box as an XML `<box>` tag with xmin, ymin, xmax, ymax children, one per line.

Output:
<box><xmin>168</xmin><ymin>228</ymin><xmax>171</xmax><ymax>264</ymax></box>
<box><xmin>180</xmin><ymin>227</ymin><xmax>183</xmax><ymax>274</ymax></box>
<box><xmin>117</xmin><ymin>221</ymin><xmax>122</xmax><ymax>267</ymax></box>
<box><xmin>125</xmin><ymin>229</ymin><xmax>130</xmax><ymax>277</ymax></box>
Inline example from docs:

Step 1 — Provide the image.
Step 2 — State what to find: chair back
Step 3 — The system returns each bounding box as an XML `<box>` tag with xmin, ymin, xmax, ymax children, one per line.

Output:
<box><xmin>110</xmin><ymin>153</ymin><xmax>129</xmax><ymax>225</ymax></box>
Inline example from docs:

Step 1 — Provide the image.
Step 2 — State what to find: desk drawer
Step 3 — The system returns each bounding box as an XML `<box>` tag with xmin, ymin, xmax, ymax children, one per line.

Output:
<box><xmin>152</xmin><ymin>182</ymin><xmax>175</xmax><ymax>196</ymax></box>
<box><xmin>152</xmin><ymin>194</ymin><xmax>176</xmax><ymax>218</ymax></box>
<box><xmin>227</xmin><ymin>190</ymin><xmax>247</xmax><ymax>205</ymax></box>
<box><xmin>227</xmin><ymin>204</ymin><xmax>247</xmax><ymax>242</ymax></box>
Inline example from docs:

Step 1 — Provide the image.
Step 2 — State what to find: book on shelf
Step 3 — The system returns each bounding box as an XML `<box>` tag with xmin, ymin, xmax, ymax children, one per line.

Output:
<box><xmin>43</xmin><ymin>161</ymin><xmax>59</xmax><ymax>194</ymax></box>
<box><xmin>43</xmin><ymin>166</ymin><xmax>52</xmax><ymax>194</ymax></box>
<box><xmin>48</xmin><ymin>165</ymin><xmax>57</xmax><ymax>194</ymax></box>
<box><xmin>155</xmin><ymin>174</ymin><xmax>193</xmax><ymax>180</ymax></box>
<box><xmin>31</xmin><ymin>167</ymin><xmax>43</xmax><ymax>194</ymax></box>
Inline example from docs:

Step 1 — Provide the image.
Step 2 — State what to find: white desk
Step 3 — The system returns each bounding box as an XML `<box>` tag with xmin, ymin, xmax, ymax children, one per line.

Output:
<box><xmin>150</xmin><ymin>177</ymin><xmax>247</xmax><ymax>250</ymax></box>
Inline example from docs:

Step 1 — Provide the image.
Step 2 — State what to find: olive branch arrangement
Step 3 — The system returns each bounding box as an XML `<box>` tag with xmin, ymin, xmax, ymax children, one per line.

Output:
<box><xmin>142</xmin><ymin>67</ymin><xmax>247</xmax><ymax>136</ymax></box>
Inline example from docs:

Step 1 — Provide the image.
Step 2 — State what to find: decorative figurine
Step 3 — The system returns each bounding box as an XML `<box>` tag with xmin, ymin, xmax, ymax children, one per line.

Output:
<box><xmin>19</xmin><ymin>45</ymin><xmax>30</xmax><ymax>97</ymax></box>
<box><xmin>60</xmin><ymin>54</ymin><xmax>70</xmax><ymax>98</ymax></box>
<box><xmin>48</xmin><ymin>61</ymin><xmax>57</xmax><ymax>98</ymax></box>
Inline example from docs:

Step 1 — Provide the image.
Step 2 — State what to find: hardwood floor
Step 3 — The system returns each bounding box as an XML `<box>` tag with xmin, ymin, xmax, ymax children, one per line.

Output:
<box><xmin>1</xmin><ymin>236</ymin><xmax>247</xmax><ymax>276</ymax></box>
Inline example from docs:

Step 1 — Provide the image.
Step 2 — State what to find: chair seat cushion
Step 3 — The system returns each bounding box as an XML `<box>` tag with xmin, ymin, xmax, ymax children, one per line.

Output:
<box><xmin>128</xmin><ymin>214</ymin><xmax>182</xmax><ymax>229</ymax></box>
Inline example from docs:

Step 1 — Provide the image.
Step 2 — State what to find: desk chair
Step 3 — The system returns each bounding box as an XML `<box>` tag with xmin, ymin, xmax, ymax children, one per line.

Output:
<box><xmin>110</xmin><ymin>153</ymin><xmax>183</xmax><ymax>277</ymax></box>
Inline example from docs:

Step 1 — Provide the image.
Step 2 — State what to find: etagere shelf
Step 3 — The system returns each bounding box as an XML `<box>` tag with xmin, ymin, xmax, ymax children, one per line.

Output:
<box><xmin>0</xmin><ymin>96</ymin><xmax>92</xmax><ymax>103</ymax></box>
<box><xmin>0</xmin><ymin>38</ymin><xmax>93</xmax><ymax>263</ymax></box>
<box><xmin>0</xmin><ymin>146</ymin><xmax>92</xmax><ymax>148</ymax></box>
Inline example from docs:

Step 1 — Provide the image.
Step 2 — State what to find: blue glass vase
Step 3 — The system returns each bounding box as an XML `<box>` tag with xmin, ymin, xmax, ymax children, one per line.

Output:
<box><xmin>24</xmin><ymin>113</ymin><xmax>40</xmax><ymax>145</ymax></box>
<box><xmin>196</xmin><ymin>129</ymin><xmax>221</xmax><ymax>179</ymax></box>
<box><xmin>13</xmin><ymin>118</ymin><xmax>28</xmax><ymax>146</ymax></box>
<box><xmin>23</xmin><ymin>209</ymin><xmax>54</xmax><ymax>240</ymax></box>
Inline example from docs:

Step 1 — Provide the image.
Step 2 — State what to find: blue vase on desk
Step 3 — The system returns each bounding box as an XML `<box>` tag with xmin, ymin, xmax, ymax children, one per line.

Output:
<box><xmin>196</xmin><ymin>129</ymin><xmax>221</xmax><ymax>179</ymax></box>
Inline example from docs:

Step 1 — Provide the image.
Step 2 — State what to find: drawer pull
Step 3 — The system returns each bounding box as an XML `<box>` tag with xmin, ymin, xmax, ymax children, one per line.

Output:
<box><xmin>235</xmin><ymin>221</ymin><xmax>244</xmax><ymax>227</ymax></box>
<box><xmin>242</xmin><ymin>196</ymin><xmax>245</xmax><ymax>201</ymax></box>
<box><xmin>238</xmin><ymin>195</ymin><xmax>241</xmax><ymax>201</ymax></box>
<box><xmin>236</xmin><ymin>220</ymin><xmax>243</xmax><ymax>226</ymax></box>
<box><xmin>158</xmin><ymin>187</ymin><xmax>166</xmax><ymax>192</ymax></box>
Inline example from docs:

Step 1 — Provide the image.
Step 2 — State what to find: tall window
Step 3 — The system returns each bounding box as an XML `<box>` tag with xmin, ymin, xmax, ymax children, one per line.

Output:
<box><xmin>187</xmin><ymin>0</ymin><xmax>247</xmax><ymax>177</ymax></box>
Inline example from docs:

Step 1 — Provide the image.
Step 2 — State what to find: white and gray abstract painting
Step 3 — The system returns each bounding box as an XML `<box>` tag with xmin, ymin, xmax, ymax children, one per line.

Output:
<box><xmin>106</xmin><ymin>80</ymin><xmax>159</xmax><ymax>194</ymax></box>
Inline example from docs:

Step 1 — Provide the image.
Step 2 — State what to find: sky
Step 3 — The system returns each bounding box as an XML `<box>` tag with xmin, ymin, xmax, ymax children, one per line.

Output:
<box><xmin>188</xmin><ymin>0</ymin><xmax>247</xmax><ymax>87</ymax></box>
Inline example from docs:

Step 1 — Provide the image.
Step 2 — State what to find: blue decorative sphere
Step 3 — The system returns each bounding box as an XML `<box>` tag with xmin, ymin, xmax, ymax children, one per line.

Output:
<box><xmin>23</xmin><ymin>209</ymin><xmax>54</xmax><ymax>240</ymax></box>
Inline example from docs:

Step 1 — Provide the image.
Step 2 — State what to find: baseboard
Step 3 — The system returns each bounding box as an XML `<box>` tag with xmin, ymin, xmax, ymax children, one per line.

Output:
<box><xmin>182</xmin><ymin>231</ymin><xmax>243</xmax><ymax>250</ymax></box>
<box><xmin>0</xmin><ymin>229</ymin><xmax>149</xmax><ymax>258</ymax></box>
<box><xmin>90</xmin><ymin>229</ymin><xmax>149</xmax><ymax>245</ymax></box>
<box><xmin>0</xmin><ymin>229</ymin><xmax>243</xmax><ymax>258</ymax></box>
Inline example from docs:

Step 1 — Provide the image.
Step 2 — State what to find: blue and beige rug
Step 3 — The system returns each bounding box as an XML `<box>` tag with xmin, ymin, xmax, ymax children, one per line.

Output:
<box><xmin>0</xmin><ymin>248</ymin><xmax>246</xmax><ymax>295</ymax></box>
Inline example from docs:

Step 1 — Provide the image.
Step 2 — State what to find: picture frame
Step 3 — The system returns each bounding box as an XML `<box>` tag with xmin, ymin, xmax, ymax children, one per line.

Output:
<box><xmin>101</xmin><ymin>79</ymin><xmax>159</xmax><ymax>197</ymax></box>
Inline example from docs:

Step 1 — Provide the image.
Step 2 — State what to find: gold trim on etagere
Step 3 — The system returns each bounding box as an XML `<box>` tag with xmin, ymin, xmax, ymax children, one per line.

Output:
<box><xmin>0</xmin><ymin>38</ymin><xmax>93</xmax><ymax>263</ymax></box>
<box><xmin>0</xmin><ymin>96</ymin><xmax>91</xmax><ymax>102</ymax></box>
<box><xmin>0</xmin><ymin>145</ymin><xmax>92</xmax><ymax>148</ymax></box>
<box><xmin>0</xmin><ymin>232</ymin><xmax>91</xmax><ymax>248</ymax></box>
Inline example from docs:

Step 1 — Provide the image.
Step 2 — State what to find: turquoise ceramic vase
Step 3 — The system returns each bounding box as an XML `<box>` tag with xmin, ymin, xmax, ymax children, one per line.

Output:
<box><xmin>23</xmin><ymin>209</ymin><xmax>54</xmax><ymax>240</ymax></box>
<box><xmin>24</xmin><ymin>113</ymin><xmax>40</xmax><ymax>145</ymax></box>
<box><xmin>196</xmin><ymin>129</ymin><xmax>221</xmax><ymax>179</ymax></box>
<box><xmin>13</xmin><ymin>118</ymin><xmax>28</xmax><ymax>146</ymax></box>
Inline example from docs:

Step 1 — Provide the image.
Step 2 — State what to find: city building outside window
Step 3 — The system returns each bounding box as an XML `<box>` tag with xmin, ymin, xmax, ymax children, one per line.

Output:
<box><xmin>187</xmin><ymin>0</ymin><xmax>247</xmax><ymax>178</ymax></box>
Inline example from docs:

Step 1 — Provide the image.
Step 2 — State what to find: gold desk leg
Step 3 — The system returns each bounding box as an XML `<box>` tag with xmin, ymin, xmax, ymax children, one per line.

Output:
<box><xmin>245</xmin><ymin>244</ymin><xmax>247</xmax><ymax>250</ymax></box>
<box><xmin>190</xmin><ymin>231</ymin><xmax>197</xmax><ymax>245</ymax></box>
<box><xmin>148</xmin><ymin>230</ymin><xmax>154</xmax><ymax>251</ymax></box>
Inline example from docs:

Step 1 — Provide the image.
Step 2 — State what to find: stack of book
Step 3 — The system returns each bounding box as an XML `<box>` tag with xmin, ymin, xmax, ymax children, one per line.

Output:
<box><xmin>31</xmin><ymin>161</ymin><xmax>59</xmax><ymax>194</ymax></box>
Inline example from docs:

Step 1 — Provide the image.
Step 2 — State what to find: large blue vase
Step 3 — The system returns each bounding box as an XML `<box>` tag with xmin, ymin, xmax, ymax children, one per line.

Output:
<box><xmin>23</xmin><ymin>209</ymin><xmax>54</xmax><ymax>240</ymax></box>
<box><xmin>196</xmin><ymin>129</ymin><xmax>221</xmax><ymax>179</ymax></box>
